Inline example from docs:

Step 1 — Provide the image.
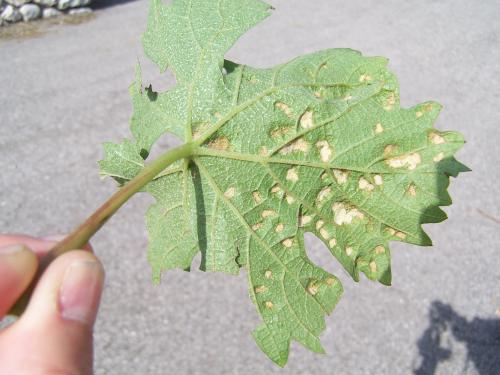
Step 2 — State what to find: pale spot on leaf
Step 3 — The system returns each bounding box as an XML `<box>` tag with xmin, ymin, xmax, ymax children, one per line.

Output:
<box><xmin>332</xmin><ymin>202</ymin><xmax>364</xmax><ymax>225</ymax></box>
<box><xmin>316</xmin><ymin>220</ymin><xmax>324</xmax><ymax>230</ymax></box>
<box><xmin>386</xmin><ymin>227</ymin><xmax>407</xmax><ymax>239</ymax></box>
<box><xmin>326</xmin><ymin>277</ymin><xmax>336</xmax><ymax>285</ymax></box>
<box><xmin>359</xmin><ymin>177</ymin><xmax>374</xmax><ymax>192</ymax></box>
<box><xmin>255</xmin><ymin>285</ymin><xmax>268</xmax><ymax>294</ymax></box>
<box><xmin>429</xmin><ymin>132</ymin><xmax>445</xmax><ymax>145</ymax></box>
<box><xmin>285</xmin><ymin>194</ymin><xmax>295</xmax><ymax>204</ymax></box>
<box><xmin>279</xmin><ymin>138</ymin><xmax>310</xmax><ymax>155</ymax></box>
<box><xmin>300</xmin><ymin>110</ymin><xmax>314</xmax><ymax>129</ymax></box>
<box><xmin>375</xmin><ymin>246</ymin><xmax>385</xmax><ymax>254</ymax></box>
<box><xmin>307</xmin><ymin>281</ymin><xmax>319</xmax><ymax>295</ymax></box>
<box><xmin>299</xmin><ymin>215</ymin><xmax>312</xmax><ymax>227</ymax></box>
<box><xmin>261</xmin><ymin>209</ymin><xmax>276</xmax><ymax>218</ymax></box>
<box><xmin>343</xmin><ymin>94</ymin><xmax>352</xmax><ymax>101</ymax></box>
<box><xmin>224</xmin><ymin>186</ymin><xmax>236</xmax><ymax>199</ymax></box>
<box><xmin>359</xmin><ymin>74</ymin><xmax>372</xmax><ymax>82</ymax></box>
<box><xmin>316</xmin><ymin>186</ymin><xmax>331</xmax><ymax>202</ymax></box>
<box><xmin>282</xmin><ymin>238</ymin><xmax>293</xmax><ymax>248</ymax></box>
<box><xmin>374</xmin><ymin>175</ymin><xmax>383</xmax><ymax>185</ymax></box>
<box><xmin>275</xmin><ymin>223</ymin><xmax>284</xmax><ymax>233</ymax></box>
<box><xmin>265</xmin><ymin>301</ymin><xmax>274</xmax><ymax>309</ymax></box>
<box><xmin>369</xmin><ymin>261</ymin><xmax>377</xmax><ymax>273</ymax></box>
<box><xmin>316</xmin><ymin>140</ymin><xmax>332</xmax><ymax>162</ymax></box>
<box><xmin>286</xmin><ymin>168</ymin><xmax>299</xmax><ymax>182</ymax></box>
<box><xmin>396</xmin><ymin>231</ymin><xmax>407</xmax><ymax>240</ymax></box>
<box><xmin>416</xmin><ymin>111</ymin><xmax>423</xmax><ymax>118</ymax></box>
<box><xmin>252</xmin><ymin>191</ymin><xmax>262</xmax><ymax>204</ymax></box>
<box><xmin>384</xmin><ymin>144</ymin><xmax>396</xmax><ymax>156</ymax></box>
<box><xmin>192</xmin><ymin>122</ymin><xmax>211</xmax><ymax>140</ymax></box>
<box><xmin>333</xmin><ymin>169</ymin><xmax>348</xmax><ymax>184</ymax></box>
<box><xmin>264</xmin><ymin>270</ymin><xmax>273</xmax><ymax>279</ymax></box>
<box><xmin>375</xmin><ymin>123</ymin><xmax>384</xmax><ymax>134</ymax></box>
<box><xmin>208</xmin><ymin>136</ymin><xmax>230</xmax><ymax>151</ymax></box>
<box><xmin>271</xmin><ymin>184</ymin><xmax>282</xmax><ymax>194</ymax></box>
<box><xmin>252</xmin><ymin>222</ymin><xmax>263</xmax><ymax>231</ymax></box>
<box><xmin>320</xmin><ymin>227</ymin><xmax>330</xmax><ymax>240</ymax></box>
<box><xmin>329</xmin><ymin>238</ymin><xmax>337</xmax><ymax>247</ymax></box>
<box><xmin>384</xmin><ymin>92</ymin><xmax>396</xmax><ymax>110</ymax></box>
<box><xmin>433</xmin><ymin>152</ymin><xmax>444</xmax><ymax>162</ymax></box>
<box><xmin>275</xmin><ymin>102</ymin><xmax>293</xmax><ymax>118</ymax></box>
<box><xmin>407</xmin><ymin>184</ymin><xmax>417</xmax><ymax>196</ymax></box>
<box><xmin>345</xmin><ymin>246</ymin><xmax>353</xmax><ymax>256</ymax></box>
<box><xmin>259</xmin><ymin>146</ymin><xmax>269</xmax><ymax>156</ymax></box>
<box><xmin>387</xmin><ymin>153</ymin><xmax>422</xmax><ymax>170</ymax></box>
<box><xmin>271</xmin><ymin>126</ymin><xmax>292</xmax><ymax>138</ymax></box>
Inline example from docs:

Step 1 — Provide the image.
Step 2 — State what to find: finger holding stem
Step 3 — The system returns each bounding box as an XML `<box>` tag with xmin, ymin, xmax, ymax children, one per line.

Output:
<box><xmin>8</xmin><ymin>142</ymin><xmax>195</xmax><ymax>316</ymax></box>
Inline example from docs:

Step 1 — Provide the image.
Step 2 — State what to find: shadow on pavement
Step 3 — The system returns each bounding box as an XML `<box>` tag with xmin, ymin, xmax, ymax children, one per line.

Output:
<box><xmin>414</xmin><ymin>301</ymin><xmax>500</xmax><ymax>375</ymax></box>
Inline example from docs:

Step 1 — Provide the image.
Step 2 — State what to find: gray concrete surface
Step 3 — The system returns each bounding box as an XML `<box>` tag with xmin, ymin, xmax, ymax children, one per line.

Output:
<box><xmin>1</xmin><ymin>0</ymin><xmax>499</xmax><ymax>374</ymax></box>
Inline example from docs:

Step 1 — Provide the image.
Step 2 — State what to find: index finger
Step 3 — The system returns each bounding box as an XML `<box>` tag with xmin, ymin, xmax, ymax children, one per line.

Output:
<box><xmin>0</xmin><ymin>235</ymin><xmax>92</xmax><ymax>258</ymax></box>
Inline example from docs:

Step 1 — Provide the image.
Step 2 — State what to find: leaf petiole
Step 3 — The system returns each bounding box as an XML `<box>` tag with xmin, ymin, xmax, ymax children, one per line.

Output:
<box><xmin>9</xmin><ymin>142</ymin><xmax>195</xmax><ymax>316</ymax></box>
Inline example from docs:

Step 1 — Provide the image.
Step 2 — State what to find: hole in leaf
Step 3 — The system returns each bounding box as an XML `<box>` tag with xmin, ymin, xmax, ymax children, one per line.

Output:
<box><xmin>303</xmin><ymin>232</ymin><xmax>346</xmax><ymax>278</ymax></box>
<box><xmin>146</xmin><ymin>132</ymin><xmax>183</xmax><ymax>161</ymax></box>
<box><xmin>139</xmin><ymin>58</ymin><xmax>176</xmax><ymax>92</ymax></box>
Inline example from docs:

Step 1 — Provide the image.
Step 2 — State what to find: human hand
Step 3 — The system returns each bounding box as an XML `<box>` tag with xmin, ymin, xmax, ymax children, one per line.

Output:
<box><xmin>0</xmin><ymin>235</ymin><xmax>104</xmax><ymax>375</ymax></box>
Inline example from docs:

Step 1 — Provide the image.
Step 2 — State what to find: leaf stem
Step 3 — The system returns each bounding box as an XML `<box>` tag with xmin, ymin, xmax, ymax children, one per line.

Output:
<box><xmin>9</xmin><ymin>142</ymin><xmax>195</xmax><ymax>316</ymax></box>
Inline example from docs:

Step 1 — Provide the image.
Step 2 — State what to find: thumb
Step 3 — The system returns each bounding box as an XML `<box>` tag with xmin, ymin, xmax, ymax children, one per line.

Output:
<box><xmin>1</xmin><ymin>250</ymin><xmax>104</xmax><ymax>375</ymax></box>
<box><xmin>0</xmin><ymin>244</ymin><xmax>37</xmax><ymax>317</ymax></box>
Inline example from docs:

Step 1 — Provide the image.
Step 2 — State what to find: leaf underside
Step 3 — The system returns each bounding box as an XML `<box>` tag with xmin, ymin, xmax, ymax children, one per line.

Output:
<box><xmin>99</xmin><ymin>0</ymin><xmax>468</xmax><ymax>367</ymax></box>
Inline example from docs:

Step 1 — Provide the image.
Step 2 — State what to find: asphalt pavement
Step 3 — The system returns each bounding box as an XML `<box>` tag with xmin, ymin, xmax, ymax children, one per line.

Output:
<box><xmin>1</xmin><ymin>0</ymin><xmax>499</xmax><ymax>374</ymax></box>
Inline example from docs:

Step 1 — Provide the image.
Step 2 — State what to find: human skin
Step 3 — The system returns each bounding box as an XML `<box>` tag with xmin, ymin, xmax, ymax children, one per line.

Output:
<box><xmin>0</xmin><ymin>235</ymin><xmax>104</xmax><ymax>375</ymax></box>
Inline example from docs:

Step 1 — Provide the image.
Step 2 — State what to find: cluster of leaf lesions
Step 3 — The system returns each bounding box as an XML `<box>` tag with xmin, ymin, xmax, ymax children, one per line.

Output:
<box><xmin>184</xmin><ymin>49</ymin><xmax>466</xmax><ymax>364</ymax></box>
<box><xmin>99</xmin><ymin>0</ymin><xmax>467</xmax><ymax>366</ymax></box>
<box><xmin>100</xmin><ymin>52</ymin><xmax>466</xmax><ymax>366</ymax></box>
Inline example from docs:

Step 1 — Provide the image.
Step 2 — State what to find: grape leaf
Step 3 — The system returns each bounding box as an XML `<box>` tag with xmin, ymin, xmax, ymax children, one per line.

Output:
<box><xmin>99</xmin><ymin>0</ymin><xmax>468</xmax><ymax>366</ymax></box>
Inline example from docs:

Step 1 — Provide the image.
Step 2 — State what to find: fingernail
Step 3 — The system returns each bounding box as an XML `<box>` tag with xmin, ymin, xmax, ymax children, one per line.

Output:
<box><xmin>0</xmin><ymin>244</ymin><xmax>26</xmax><ymax>254</ymax></box>
<box><xmin>59</xmin><ymin>259</ymin><xmax>103</xmax><ymax>325</ymax></box>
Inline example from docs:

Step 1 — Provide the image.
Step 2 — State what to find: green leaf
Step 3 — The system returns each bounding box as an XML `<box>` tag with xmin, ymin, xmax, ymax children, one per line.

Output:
<box><xmin>99</xmin><ymin>0</ymin><xmax>467</xmax><ymax>366</ymax></box>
